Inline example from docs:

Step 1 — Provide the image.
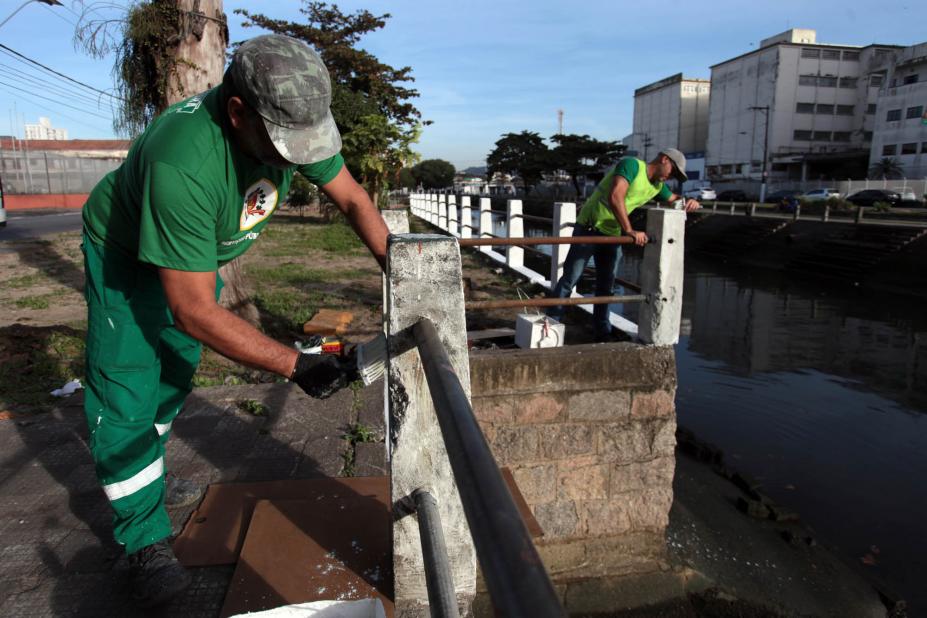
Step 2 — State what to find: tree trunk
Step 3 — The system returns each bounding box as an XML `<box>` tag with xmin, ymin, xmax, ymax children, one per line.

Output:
<box><xmin>167</xmin><ymin>0</ymin><xmax>260</xmax><ymax>326</ymax></box>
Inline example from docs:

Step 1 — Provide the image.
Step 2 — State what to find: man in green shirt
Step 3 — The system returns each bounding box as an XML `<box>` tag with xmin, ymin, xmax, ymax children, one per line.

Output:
<box><xmin>81</xmin><ymin>34</ymin><xmax>390</xmax><ymax>606</ymax></box>
<box><xmin>547</xmin><ymin>149</ymin><xmax>700</xmax><ymax>341</ymax></box>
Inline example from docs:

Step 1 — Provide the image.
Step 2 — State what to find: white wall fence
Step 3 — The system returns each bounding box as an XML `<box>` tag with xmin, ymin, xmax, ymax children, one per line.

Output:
<box><xmin>408</xmin><ymin>193</ymin><xmax>686</xmax><ymax>345</ymax></box>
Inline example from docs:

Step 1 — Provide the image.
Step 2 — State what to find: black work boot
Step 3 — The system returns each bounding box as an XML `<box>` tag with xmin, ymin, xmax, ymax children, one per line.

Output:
<box><xmin>127</xmin><ymin>540</ymin><xmax>191</xmax><ymax>607</ymax></box>
<box><xmin>164</xmin><ymin>473</ymin><xmax>204</xmax><ymax>509</ymax></box>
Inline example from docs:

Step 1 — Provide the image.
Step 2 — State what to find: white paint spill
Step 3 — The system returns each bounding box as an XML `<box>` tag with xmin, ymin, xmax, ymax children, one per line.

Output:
<box><xmin>107</xmin><ymin>317</ymin><xmax>115</xmax><ymax>330</ymax></box>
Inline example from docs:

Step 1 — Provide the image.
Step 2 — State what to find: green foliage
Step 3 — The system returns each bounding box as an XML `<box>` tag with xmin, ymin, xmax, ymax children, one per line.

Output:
<box><xmin>550</xmin><ymin>134</ymin><xmax>626</xmax><ymax>194</ymax></box>
<box><xmin>343</xmin><ymin>422</ymin><xmax>376</xmax><ymax>444</ymax></box>
<box><xmin>15</xmin><ymin>295</ymin><xmax>51</xmax><ymax>310</ymax></box>
<box><xmin>398</xmin><ymin>167</ymin><xmax>416</xmax><ymax>190</ymax></box>
<box><xmin>824</xmin><ymin>196</ymin><xmax>853</xmax><ymax>211</ymax></box>
<box><xmin>340</xmin><ymin>114</ymin><xmax>421</xmax><ymax>206</ymax></box>
<box><xmin>287</xmin><ymin>173</ymin><xmax>319</xmax><ymax>206</ymax></box>
<box><xmin>0</xmin><ymin>325</ymin><xmax>85</xmax><ymax>410</ymax></box>
<box><xmin>486</xmin><ymin>131</ymin><xmax>550</xmax><ymax>195</ymax></box>
<box><xmin>411</xmin><ymin>159</ymin><xmax>456</xmax><ymax>189</ymax></box>
<box><xmin>873</xmin><ymin>201</ymin><xmax>893</xmax><ymax>212</ymax></box>
<box><xmin>869</xmin><ymin>157</ymin><xmax>904</xmax><ymax>180</ymax></box>
<box><xmin>237</xmin><ymin>399</ymin><xmax>269</xmax><ymax>416</ymax></box>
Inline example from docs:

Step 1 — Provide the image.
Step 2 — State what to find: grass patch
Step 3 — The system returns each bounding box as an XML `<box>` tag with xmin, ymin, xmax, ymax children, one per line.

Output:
<box><xmin>249</xmin><ymin>262</ymin><xmax>368</xmax><ymax>285</ymax></box>
<box><xmin>15</xmin><ymin>295</ymin><xmax>52</xmax><ymax>310</ymax></box>
<box><xmin>260</xmin><ymin>221</ymin><xmax>364</xmax><ymax>257</ymax></box>
<box><xmin>237</xmin><ymin>399</ymin><xmax>269</xmax><ymax>416</ymax></box>
<box><xmin>253</xmin><ymin>288</ymin><xmax>334</xmax><ymax>338</ymax></box>
<box><xmin>0</xmin><ymin>324</ymin><xmax>86</xmax><ymax>410</ymax></box>
<box><xmin>6</xmin><ymin>273</ymin><xmax>49</xmax><ymax>289</ymax></box>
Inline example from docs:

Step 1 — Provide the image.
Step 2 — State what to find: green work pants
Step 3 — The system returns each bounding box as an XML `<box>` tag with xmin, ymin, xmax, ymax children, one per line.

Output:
<box><xmin>82</xmin><ymin>234</ymin><xmax>219</xmax><ymax>554</ymax></box>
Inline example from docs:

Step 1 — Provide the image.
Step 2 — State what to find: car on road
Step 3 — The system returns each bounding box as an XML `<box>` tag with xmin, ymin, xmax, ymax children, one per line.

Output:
<box><xmin>684</xmin><ymin>186</ymin><xmax>717</xmax><ymax>201</ymax></box>
<box><xmin>802</xmin><ymin>188</ymin><xmax>841</xmax><ymax>201</ymax></box>
<box><xmin>764</xmin><ymin>189</ymin><xmax>802</xmax><ymax>203</ymax></box>
<box><xmin>715</xmin><ymin>190</ymin><xmax>751</xmax><ymax>202</ymax></box>
<box><xmin>846</xmin><ymin>189</ymin><xmax>902</xmax><ymax>207</ymax></box>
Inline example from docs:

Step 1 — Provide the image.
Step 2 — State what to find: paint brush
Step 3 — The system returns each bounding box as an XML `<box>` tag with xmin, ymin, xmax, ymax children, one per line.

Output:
<box><xmin>356</xmin><ymin>332</ymin><xmax>386</xmax><ymax>386</ymax></box>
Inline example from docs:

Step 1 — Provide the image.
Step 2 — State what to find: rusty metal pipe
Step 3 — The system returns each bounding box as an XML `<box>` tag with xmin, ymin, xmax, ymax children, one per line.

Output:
<box><xmin>459</xmin><ymin>235</ymin><xmax>640</xmax><ymax>247</ymax></box>
<box><xmin>466</xmin><ymin>295</ymin><xmax>647</xmax><ymax>310</ymax></box>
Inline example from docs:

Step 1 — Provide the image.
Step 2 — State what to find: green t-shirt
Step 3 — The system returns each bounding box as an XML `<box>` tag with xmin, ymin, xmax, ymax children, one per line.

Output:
<box><xmin>577</xmin><ymin>158</ymin><xmax>672</xmax><ymax>236</ymax></box>
<box><xmin>83</xmin><ymin>86</ymin><xmax>344</xmax><ymax>271</ymax></box>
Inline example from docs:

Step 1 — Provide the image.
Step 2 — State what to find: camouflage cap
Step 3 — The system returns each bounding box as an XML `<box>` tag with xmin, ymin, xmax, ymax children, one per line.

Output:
<box><xmin>229</xmin><ymin>34</ymin><xmax>341</xmax><ymax>165</ymax></box>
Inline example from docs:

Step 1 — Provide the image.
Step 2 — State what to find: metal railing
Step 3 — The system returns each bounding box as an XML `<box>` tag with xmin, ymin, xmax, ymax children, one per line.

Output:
<box><xmin>412</xmin><ymin>318</ymin><xmax>564</xmax><ymax>617</ymax></box>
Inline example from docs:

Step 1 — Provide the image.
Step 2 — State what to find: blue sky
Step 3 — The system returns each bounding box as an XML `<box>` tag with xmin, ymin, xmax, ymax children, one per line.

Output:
<box><xmin>0</xmin><ymin>0</ymin><xmax>924</xmax><ymax>170</ymax></box>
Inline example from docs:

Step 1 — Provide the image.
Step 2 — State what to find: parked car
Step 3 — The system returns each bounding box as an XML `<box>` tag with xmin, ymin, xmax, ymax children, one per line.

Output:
<box><xmin>764</xmin><ymin>189</ymin><xmax>802</xmax><ymax>203</ymax></box>
<box><xmin>684</xmin><ymin>186</ymin><xmax>717</xmax><ymax>201</ymax></box>
<box><xmin>802</xmin><ymin>188</ymin><xmax>841</xmax><ymax>201</ymax></box>
<box><xmin>846</xmin><ymin>189</ymin><xmax>902</xmax><ymax>207</ymax></box>
<box><xmin>715</xmin><ymin>190</ymin><xmax>751</xmax><ymax>202</ymax></box>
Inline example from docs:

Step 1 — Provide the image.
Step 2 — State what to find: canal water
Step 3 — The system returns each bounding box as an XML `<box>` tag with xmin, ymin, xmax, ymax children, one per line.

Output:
<box><xmin>665</xmin><ymin>255</ymin><xmax>927</xmax><ymax>614</ymax></box>
<box><xmin>458</xmin><ymin>204</ymin><xmax>925</xmax><ymax>609</ymax></box>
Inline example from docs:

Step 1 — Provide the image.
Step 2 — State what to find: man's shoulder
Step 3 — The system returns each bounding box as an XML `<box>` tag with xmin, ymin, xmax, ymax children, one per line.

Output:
<box><xmin>140</xmin><ymin>88</ymin><xmax>228</xmax><ymax>176</ymax></box>
<box><xmin>614</xmin><ymin>157</ymin><xmax>643</xmax><ymax>180</ymax></box>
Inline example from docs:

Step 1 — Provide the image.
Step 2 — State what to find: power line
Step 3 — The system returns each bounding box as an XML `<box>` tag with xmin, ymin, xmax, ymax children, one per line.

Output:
<box><xmin>0</xmin><ymin>78</ymin><xmax>113</xmax><ymax>120</ymax></box>
<box><xmin>41</xmin><ymin>2</ymin><xmax>78</xmax><ymax>27</ymax></box>
<box><xmin>0</xmin><ymin>63</ymin><xmax>110</xmax><ymax>110</ymax></box>
<box><xmin>0</xmin><ymin>87</ymin><xmax>113</xmax><ymax>135</ymax></box>
<box><xmin>0</xmin><ymin>43</ymin><xmax>124</xmax><ymax>102</ymax></box>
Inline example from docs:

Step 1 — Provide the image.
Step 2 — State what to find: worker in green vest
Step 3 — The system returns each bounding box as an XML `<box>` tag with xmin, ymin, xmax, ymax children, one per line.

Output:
<box><xmin>547</xmin><ymin>149</ymin><xmax>700</xmax><ymax>341</ymax></box>
<box><xmin>81</xmin><ymin>35</ymin><xmax>389</xmax><ymax>606</ymax></box>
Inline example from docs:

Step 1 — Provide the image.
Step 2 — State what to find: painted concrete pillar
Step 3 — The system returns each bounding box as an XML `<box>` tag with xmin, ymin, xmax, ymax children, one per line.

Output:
<box><xmin>438</xmin><ymin>194</ymin><xmax>448</xmax><ymax>231</ymax></box>
<box><xmin>386</xmin><ymin>234</ymin><xmax>476</xmax><ymax>616</ymax></box>
<box><xmin>506</xmin><ymin>199</ymin><xmax>524</xmax><ymax>269</ymax></box>
<box><xmin>551</xmin><ymin>202</ymin><xmax>575</xmax><ymax>287</ymax></box>
<box><xmin>448</xmin><ymin>194</ymin><xmax>459</xmax><ymax>237</ymax></box>
<box><xmin>429</xmin><ymin>194</ymin><xmax>438</xmax><ymax>226</ymax></box>
<box><xmin>638</xmin><ymin>208</ymin><xmax>686</xmax><ymax>345</ymax></box>
<box><xmin>479</xmin><ymin>197</ymin><xmax>493</xmax><ymax>255</ymax></box>
<box><xmin>460</xmin><ymin>196</ymin><xmax>472</xmax><ymax>239</ymax></box>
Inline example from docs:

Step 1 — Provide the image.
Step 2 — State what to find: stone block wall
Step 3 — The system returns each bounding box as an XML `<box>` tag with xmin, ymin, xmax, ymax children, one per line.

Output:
<box><xmin>469</xmin><ymin>342</ymin><xmax>677</xmax><ymax>582</ymax></box>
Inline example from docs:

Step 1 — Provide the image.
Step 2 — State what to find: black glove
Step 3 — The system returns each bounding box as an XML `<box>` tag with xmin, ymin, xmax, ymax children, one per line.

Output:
<box><xmin>291</xmin><ymin>351</ymin><xmax>358</xmax><ymax>399</ymax></box>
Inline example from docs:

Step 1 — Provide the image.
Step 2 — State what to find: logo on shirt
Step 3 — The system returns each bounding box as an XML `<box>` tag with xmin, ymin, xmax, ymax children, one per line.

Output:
<box><xmin>240</xmin><ymin>179</ymin><xmax>278</xmax><ymax>231</ymax></box>
<box><xmin>175</xmin><ymin>95</ymin><xmax>204</xmax><ymax>115</ymax></box>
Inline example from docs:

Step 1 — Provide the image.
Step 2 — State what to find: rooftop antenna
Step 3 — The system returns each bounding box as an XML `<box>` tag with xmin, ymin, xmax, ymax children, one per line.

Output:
<box><xmin>557</xmin><ymin>109</ymin><xmax>564</xmax><ymax>135</ymax></box>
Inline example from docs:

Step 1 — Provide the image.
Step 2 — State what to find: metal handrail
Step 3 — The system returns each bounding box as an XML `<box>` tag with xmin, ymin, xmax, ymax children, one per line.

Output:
<box><xmin>460</xmin><ymin>235</ymin><xmax>640</xmax><ymax>247</ymax></box>
<box><xmin>412</xmin><ymin>318</ymin><xmax>565</xmax><ymax>617</ymax></box>
<box><xmin>413</xmin><ymin>489</ymin><xmax>460</xmax><ymax>618</ymax></box>
<box><xmin>466</xmin><ymin>294</ymin><xmax>646</xmax><ymax>311</ymax></box>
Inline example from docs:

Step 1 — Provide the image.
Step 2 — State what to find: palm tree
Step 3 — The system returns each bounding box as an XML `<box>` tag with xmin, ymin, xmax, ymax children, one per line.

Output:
<box><xmin>869</xmin><ymin>157</ymin><xmax>904</xmax><ymax>179</ymax></box>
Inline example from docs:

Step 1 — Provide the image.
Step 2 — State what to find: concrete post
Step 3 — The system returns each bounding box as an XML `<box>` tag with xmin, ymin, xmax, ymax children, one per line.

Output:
<box><xmin>638</xmin><ymin>208</ymin><xmax>686</xmax><ymax>346</ymax></box>
<box><xmin>448</xmin><ymin>194</ymin><xmax>459</xmax><ymax>237</ymax></box>
<box><xmin>855</xmin><ymin>206</ymin><xmax>864</xmax><ymax>224</ymax></box>
<box><xmin>749</xmin><ymin>203</ymin><xmax>756</xmax><ymax>217</ymax></box>
<box><xmin>729</xmin><ymin>202</ymin><xmax>735</xmax><ymax>215</ymax></box>
<box><xmin>793</xmin><ymin>203</ymin><xmax>801</xmax><ymax>221</ymax></box>
<box><xmin>506</xmin><ymin>199</ymin><xmax>524</xmax><ymax>269</ymax></box>
<box><xmin>430</xmin><ymin>194</ymin><xmax>438</xmax><ymax>226</ymax></box>
<box><xmin>711</xmin><ymin>202</ymin><xmax>717</xmax><ymax>212</ymax></box>
<box><xmin>822</xmin><ymin>205</ymin><xmax>830</xmax><ymax>222</ymax></box>
<box><xmin>551</xmin><ymin>202</ymin><xmax>576</xmax><ymax>287</ymax></box>
<box><xmin>479</xmin><ymin>197</ymin><xmax>493</xmax><ymax>255</ymax></box>
<box><xmin>460</xmin><ymin>196</ymin><xmax>472</xmax><ymax>239</ymax></box>
<box><xmin>438</xmin><ymin>194</ymin><xmax>448</xmax><ymax>230</ymax></box>
<box><xmin>386</xmin><ymin>234</ymin><xmax>476</xmax><ymax>616</ymax></box>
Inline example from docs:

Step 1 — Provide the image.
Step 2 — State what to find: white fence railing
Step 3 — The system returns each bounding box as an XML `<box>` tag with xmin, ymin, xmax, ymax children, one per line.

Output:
<box><xmin>408</xmin><ymin>193</ymin><xmax>686</xmax><ymax>345</ymax></box>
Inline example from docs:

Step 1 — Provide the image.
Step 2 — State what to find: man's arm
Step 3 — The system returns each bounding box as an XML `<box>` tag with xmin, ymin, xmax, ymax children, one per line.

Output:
<box><xmin>665</xmin><ymin>192</ymin><xmax>701</xmax><ymax>213</ymax></box>
<box><xmin>320</xmin><ymin>165</ymin><xmax>390</xmax><ymax>271</ymax></box>
<box><xmin>159</xmin><ymin>269</ymin><xmax>300</xmax><ymax>378</ymax></box>
<box><xmin>608</xmin><ymin>175</ymin><xmax>648</xmax><ymax>246</ymax></box>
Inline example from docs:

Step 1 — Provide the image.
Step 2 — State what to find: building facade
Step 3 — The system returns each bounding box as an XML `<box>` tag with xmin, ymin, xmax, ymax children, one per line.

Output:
<box><xmin>630</xmin><ymin>73</ymin><xmax>710</xmax><ymax>161</ymax></box>
<box><xmin>705</xmin><ymin>29</ymin><xmax>901</xmax><ymax>193</ymax></box>
<box><xmin>23</xmin><ymin>117</ymin><xmax>68</xmax><ymax>141</ymax></box>
<box><xmin>868</xmin><ymin>42</ymin><xmax>927</xmax><ymax>179</ymax></box>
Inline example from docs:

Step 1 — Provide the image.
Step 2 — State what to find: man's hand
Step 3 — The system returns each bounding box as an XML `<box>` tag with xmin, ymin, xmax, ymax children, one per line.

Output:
<box><xmin>291</xmin><ymin>352</ymin><xmax>359</xmax><ymax>399</ymax></box>
<box><xmin>627</xmin><ymin>230</ymin><xmax>649</xmax><ymax>246</ymax></box>
<box><xmin>684</xmin><ymin>198</ymin><xmax>701</xmax><ymax>212</ymax></box>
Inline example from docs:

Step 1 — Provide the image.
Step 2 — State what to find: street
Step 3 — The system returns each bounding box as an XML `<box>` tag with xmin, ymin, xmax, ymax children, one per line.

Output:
<box><xmin>0</xmin><ymin>210</ymin><xmax>83</xmax><ymax>241</ymax></box>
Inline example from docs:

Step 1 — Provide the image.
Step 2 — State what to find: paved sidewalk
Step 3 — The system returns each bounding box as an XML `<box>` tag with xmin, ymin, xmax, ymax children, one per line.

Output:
<box><xmin>0</xmin><ymin>382</ymin><xmax>386</xmax><ymax>617</ymax></box>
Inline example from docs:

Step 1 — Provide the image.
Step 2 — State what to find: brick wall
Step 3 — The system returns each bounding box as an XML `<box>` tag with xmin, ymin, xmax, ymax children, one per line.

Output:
<box><xmin>470</xmin><ymin>342</ymin><xmax>677</xmax><ymax>581</ymax></box>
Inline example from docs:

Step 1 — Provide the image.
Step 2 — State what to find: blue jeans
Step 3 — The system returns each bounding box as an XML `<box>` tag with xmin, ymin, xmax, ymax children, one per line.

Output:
<box><xmin>547</xmin><ymin>224</ymin><xmax>622</xmax><ymax>339</ymax></box>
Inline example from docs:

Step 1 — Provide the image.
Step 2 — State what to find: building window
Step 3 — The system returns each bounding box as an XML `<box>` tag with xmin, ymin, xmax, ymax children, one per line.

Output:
<box><xmin>816</xmin><ymin>103</ymin><xmax>835</xmax><ymax>114</ymax></box>
<box><xmin>833</xmin><ymin>131</ymin><xmax>851</xmax><ymax>142</ymax></box>
<box><xmin>906</xmin><ymin>105</ymin><xmax>923</xmax><ymax>119</ymax></box>
<box><xmin>796</xmin><ymin>102</ymin><xmax>815</xmax><ymax>113</ymax></box>
<box><xmin>794</xmin><ymin>130</ymin><xmax>812</xmax><ymax>141</ymax></box>
<box><xmin>870</xmin><ymin>74</ymin><xmax>884</xmax><ymax>87</ymax></box>
<box><xmin>839</xmin><ymin>77</ymin><xmax>858</xmax><ymax>89</ymax></box>
<box><xmin>863</xmin><ymin>131</ymin><xmax>873</xmax><ymax>141</ymax></box>
<box><xmin>901</xmin><ymin>143</ymin><xmax>917</xmax><ymax>155</ymax></box>
<box><xmin>843</xmin><ymin>50</ymin><xmax>860</xmax><ymax>61</ymax></box>
<box><xmin>923</xmin><ymin>143</ymin><xmax>927</xmax><ymax>154</ymax></box>
<box><xmin>882</xmin><ymin>144</ymin><xmax>897</xmax><ymax>156</ymax></box>
<box><xmin>886</xmin><ymin>109</ymin><xmax>902</xmax><ymax>121</ymax></box>
<box><xmin>836</xmin><ymin>104</ymin><xmax>854</xmax><ymax>115</ymax></box>
<box><xmin>818</xmin><ymin>76</ymin><xmax>838</xmax><ymax>87</ymax></box>
<box><xmin>822</xmin><ymin>49</ymin><xmax>840</xmax><ymax>60</ymax></box>
<box><xmin>799</xmin><ymin>75</ymin><xmax>817</xmax><ymax>86</ymax></box>
<box><xmin>903</xmin><ymin>74</ymin><xmax>919</xmax><ymax>85</ymax></box>
<box><xmin>812</xmin><ymin>131</ymin><xmax>831</xmax><ymax>141</ymax></box>
<box><xmin>801</xmin><ymin>48</ymin><xmax>821</xmax><ymax>59</ymax></box>
<box><xmin>866</xmin><ymin>103</ymin><xmax>877</xmax><ymax>114</ymax></box>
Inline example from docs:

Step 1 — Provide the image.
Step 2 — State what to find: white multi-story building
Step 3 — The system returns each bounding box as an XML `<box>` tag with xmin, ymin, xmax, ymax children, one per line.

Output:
<box><xmin>23</xmin><ymin>117</ymin><xmax>68</xmax><ymax>140</ymax></box>
<box><xmin>630</xmin><ymin>73</ymin><xmax>710</xmax><ymax>161</ymax></box>
<box><xmin>868</xmin><ymin>42</ymin><xmax>927</xmax><ymax>179</ymax></box>
<box><xmin>705</xmin><ymin>29</ymin><xmax>901</xmax><ymax>194</ymax></box>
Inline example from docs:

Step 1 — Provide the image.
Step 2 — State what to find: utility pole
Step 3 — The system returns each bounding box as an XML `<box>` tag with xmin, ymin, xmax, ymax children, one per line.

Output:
<box><xmin>749</xmin><ymin>105</ymin><xmax>770</xmax><ymax>203</ymax></box>
<box><xmin>557</xmin><ymin>109</ymin><xmax>563</xmax><ymax>135</ymax></box>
